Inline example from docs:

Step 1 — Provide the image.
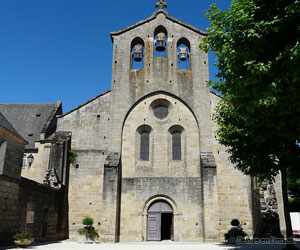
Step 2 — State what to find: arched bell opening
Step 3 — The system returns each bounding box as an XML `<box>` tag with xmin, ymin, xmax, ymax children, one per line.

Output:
<box><xmin>154</xmin><ymin>26</ymin><xmax>168</xmax><ymax>58</ymax></box>
<box><xmin>177</xmin><ymin>37</ymin><xmax>191</xmax><ymax>70</ymax></box>
<box><xmin>131</xmin><ymin>37</ymin><xmax>145</xmax><ymax>70</ymax></box>
<box><xmin>147</xmin><ymin>200</ymin><xmax>174</xmax><ymax>241</ymax></box>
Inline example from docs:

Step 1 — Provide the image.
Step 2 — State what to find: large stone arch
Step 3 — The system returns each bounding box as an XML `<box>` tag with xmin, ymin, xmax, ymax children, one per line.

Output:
<box><xmin>121</xmin><ymin>92</ymin><xmax>200</xmax><ymax>178</ymax></box>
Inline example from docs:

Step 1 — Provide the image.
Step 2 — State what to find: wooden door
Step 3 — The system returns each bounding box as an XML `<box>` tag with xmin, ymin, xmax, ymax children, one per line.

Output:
<box><xmin>170</xmin><ymin>215</ymin><xmax>174</xmax><ymax>241</ymax></box>
<box><xmin>147</xmin><ymin>213</ymin><xmax>161</xmax><ymax>241</ymax></box>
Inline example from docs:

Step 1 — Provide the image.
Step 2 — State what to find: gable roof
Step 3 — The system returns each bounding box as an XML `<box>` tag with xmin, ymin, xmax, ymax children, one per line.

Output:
<box><xmin>110</xmin><ymin>9</ymin><xmax>207</xmax><ymax>42</ymax></box>
<box><xmin>0</xmin><ymin>102</ymin><xmax>61</xmax><ymax>149</ymax></box>
<box><xmin>58</xmin><ymin>90</ymin><xmax>111</xmax><ymax>118</ymax></box>
<box><xmin>0</xmin><ymin>112</ymin><xmax>26</xmax><ymax>142</ymax></box>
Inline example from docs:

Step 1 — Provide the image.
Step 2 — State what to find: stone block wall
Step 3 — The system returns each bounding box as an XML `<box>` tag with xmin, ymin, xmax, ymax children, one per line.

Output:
<box><xmin>210</xmin><ymin>92</ymin><xmax>254</xmax><ymax>240</ymax></box>
<box><xmin>67</xmin><ymin>150</ymin><xmax>104</xmax><ymax>240</ymax></box>
<box><xmin>119</xmin><ymin>177</ymin><xmax>203</xmax><ymax>242</ymax></box>
<box><xmin>0</xmin><ymin>127</ymin><xmax>25</xmax><ymax>179</ymax></box>
<box><xmin>0</xmin><ymin>176</ymin><xmax>67</xmax><ymax>246</ymax></box>
<box><xmin>57</xmin><ymin>92</ymin><xmax>111</xmax><ymax>239</ymax></box>
<box><xmin>0</xmin><ymin>176</ymin><xmax>20</xmax><ymax>245</ymax></box>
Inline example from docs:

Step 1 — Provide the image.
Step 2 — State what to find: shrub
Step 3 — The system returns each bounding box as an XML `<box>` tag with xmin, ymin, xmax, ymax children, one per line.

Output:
<box><xmin>231</xmin><ymin>219</ymin><xmax>240</xmax><ymax>227</ymax></box>
<box><xmin>67</xmin><ymin>150</ymin><xmax>77</xmax><ymax>164</ymax></box>
<box><xmin>224</xmin><ymin>227</ymin><xmax>247</xmax><ymax>241</ymax></box>
<box><xmin>82</xmin><ymin>217</ymin><xmax>94</xmax><ymax>226</ymax></box>
<box><xmin>224</xmin><ymin>219</ymin><xmax>247</xmax><ymax>242</ymax></box>
<box><xmin>78</xmin><ymin>216</ymin><xmax>99</xmax><ymax>239</ymax></box>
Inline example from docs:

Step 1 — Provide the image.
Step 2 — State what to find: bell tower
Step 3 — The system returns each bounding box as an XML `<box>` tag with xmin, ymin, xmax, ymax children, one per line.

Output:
<box><xmin>107</xmin><ymin>1</ymin><xmax>211</xmax><ymax>154</ymax></box>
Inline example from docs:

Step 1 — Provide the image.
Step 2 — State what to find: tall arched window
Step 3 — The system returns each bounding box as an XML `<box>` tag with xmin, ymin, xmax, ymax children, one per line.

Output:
<box><xmin>0</xmin><ymin>141</ymin><xmax>7</xmax><ymax>174</ymax></box>
<box><xmin>131</xmin><ymin>37</ymin><xmax>145</xmax><ymax>70</ymax></box>
<box><xmin>177</xmin><ymin>38</ymin><xmax>191</xmax><ymax>70</ymax></box>
<box><xmin>140</xmin><ymin>131</ymin><xmax>150</xmax><ymax>160</ymax></box>
<box><xmin>172</xmin><ymin>132</ymin><xmax>181</xmax><ymax>160</ymax></box>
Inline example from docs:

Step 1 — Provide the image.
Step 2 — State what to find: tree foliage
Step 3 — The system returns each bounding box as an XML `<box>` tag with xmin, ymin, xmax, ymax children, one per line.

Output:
<box><xmin>200</xmin><ymin>0</ymin><xmax>300</xmax><ymax>180</ymax></box>
<box><xmin>200</xmin><ymin>0</ymin><xmax>300</xmax><ymax>242</ymax></box>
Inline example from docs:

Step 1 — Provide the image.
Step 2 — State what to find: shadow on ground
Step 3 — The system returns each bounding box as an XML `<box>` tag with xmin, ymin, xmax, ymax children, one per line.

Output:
<box><xmin>0</xmin><ymin>241</ymin><xmax>62</xmax><ymax>250</ymax></box>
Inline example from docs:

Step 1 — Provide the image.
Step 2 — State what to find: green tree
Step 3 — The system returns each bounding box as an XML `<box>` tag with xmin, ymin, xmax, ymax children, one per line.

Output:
<box><xmin>200</xmin><ymin>0</ymin><xmax>300</xmax><ymax>247</ymax></box>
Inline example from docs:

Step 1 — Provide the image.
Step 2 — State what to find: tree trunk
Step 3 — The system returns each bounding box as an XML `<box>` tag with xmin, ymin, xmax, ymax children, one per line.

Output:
<box><xmin>280</xmin><ymin>168</ymin><xmax>297</xmax><ymax>249</ymax></box>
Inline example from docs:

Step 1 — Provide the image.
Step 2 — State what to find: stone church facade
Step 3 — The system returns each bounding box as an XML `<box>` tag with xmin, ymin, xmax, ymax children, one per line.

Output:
<box><xmin>56</xmin><ymin>2</ymin><xmax>258</xmax><ymax>242</ymax></box>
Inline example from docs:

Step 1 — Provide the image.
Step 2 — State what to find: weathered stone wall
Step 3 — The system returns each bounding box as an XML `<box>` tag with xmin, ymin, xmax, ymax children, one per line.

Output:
<box><xmin>0</xmin><ymin>127</ymin><xmax>25</xmax><ymax>179</ymax></box>
<box><xmin>0</xmin><ymin>176</ymin><xmax>20</xmax><ymax>245</ymax></box>
<box><xmin>0</xmin><ymin>176</ymin><xmax>67</xmax><ymax>246</ymax></box>
<box><xmin>21</xmin><ymin>142</ymin><xmax>51</xmax><ymax>183</ymax></box>
<box><xmin>120</xmin><ymin>177</ymin><xmax>203</xmax><ymax>242</ymax></box>
<box><xmin>109</xmin><ymin>11</ymin><xmax>211</xmax><ymax>156</ymax></box>
<box><xmin>57</xmin><ymin>92</ymin><xmax>111</xmax><ymax>239</ymax></box>
<box><xmin>210</xmin><ymin>92</ymin><xmax>254</xmax><ymax>240</ymax></box>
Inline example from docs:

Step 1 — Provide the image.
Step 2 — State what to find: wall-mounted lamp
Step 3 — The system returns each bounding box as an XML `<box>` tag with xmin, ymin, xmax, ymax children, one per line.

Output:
<box><xmin>27</xmin><ymin>154</ymin><xmax>34</xmax><ymax>168</ymax></box>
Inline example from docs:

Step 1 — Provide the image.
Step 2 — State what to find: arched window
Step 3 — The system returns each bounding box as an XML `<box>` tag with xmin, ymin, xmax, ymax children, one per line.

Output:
<box><xmin>140</xmin><ymin>131</ymin><xmax>150</xmax><ymax>160</ymax></box>
<box><xmin>177</xmin><ymin>38</ymin><xmax>191</xmax><ymax>70</ymax></box>
<box><xmin>172</xmin><ymin>132</ymin><xmax>181</xmax><ymax>160</ymax></box>
<box><xmin>154</xmin><ymin>26</ymin><xmax>168</xmax><ymax>58</ymax></box>
<box><xmin>131</xmin><ymin>37</ymin><xmax>145</xmax><ymax>70</ymax></box>
<box><xmin>0</xmin><ymin>141</ymin><xmax>7</xmax><ymax>174</ymax></box>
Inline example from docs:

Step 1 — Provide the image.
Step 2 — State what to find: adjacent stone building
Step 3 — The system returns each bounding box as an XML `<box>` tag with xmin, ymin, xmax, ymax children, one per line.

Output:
<box><xmin>0</xmin><ymin>106</ymin><xmax>70</xmax><ymax>246</ymax></box>
<box><xmin>56</xmin><ymin>1</ymin><xmax>260</xmax><ymax>242</ymax></box>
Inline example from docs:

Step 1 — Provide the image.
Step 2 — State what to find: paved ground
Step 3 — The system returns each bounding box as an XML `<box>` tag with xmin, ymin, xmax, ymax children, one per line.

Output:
<box><xmin>1</xmin><ymin>241</ymin><xmax>300</xmax><ymax>250</ymax></box>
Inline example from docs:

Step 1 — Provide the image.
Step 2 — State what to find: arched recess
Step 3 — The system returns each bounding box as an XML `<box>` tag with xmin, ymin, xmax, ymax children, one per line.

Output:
<box><xmin>177</xmin><ymin>37</ymin><xmax>191</xmax><ymax>70</ymax></box>
<box><xmin>142</xmin><ymin>195</ymin><xmax>179</xmax><ymax>242</ymax></box>
<box><xmin>154</xmin><ymin>26</ymin><xmax>168</xmax><ymax>57</ymax></box>
<box><xmin>120</xmin><ymin>92</ymin><xmax>201</xmax><ymax>240</ymax></box>
<box><xmin>0</xmin><ymin>141</ymin><xmax>7</xmax><ymax>174</ymax></box>
<box><xmin>121</xmin><ymin>91</ymin><xmax>200</xmax><ymax>178</ymax></box>
<box><xmin>131</xmin><ymin>37</ymin><xmax>145</xmax><ymax>70</ymax></box>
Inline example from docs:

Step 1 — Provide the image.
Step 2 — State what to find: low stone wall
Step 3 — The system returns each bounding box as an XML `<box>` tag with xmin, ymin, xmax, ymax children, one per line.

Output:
<box><xmin>0</xmin><ymin>175</ymin><xmax>68</xmax><ymax>246</ymax></box>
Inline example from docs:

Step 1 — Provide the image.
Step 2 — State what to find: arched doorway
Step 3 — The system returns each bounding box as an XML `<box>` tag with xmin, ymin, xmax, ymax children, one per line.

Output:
<box><xmin>147</xmin><ymin>201</ymin><xmax>174</xmax><ymax>241</ymax></box>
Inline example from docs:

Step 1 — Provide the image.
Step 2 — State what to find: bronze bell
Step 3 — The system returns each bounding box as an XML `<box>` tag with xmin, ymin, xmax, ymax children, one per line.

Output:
<box><xmin>155</xmin><ymin>32</ymin><xmax>166</xmax><ymax>52</ymax></box>
<box><xmin>133</xmin><ymin>44</ymin><xmax>143</xmax><ymax>62</ymax></box>
<box><xmin>178</xmin><ymin>47</ymin><xmax>188</xmax><ymax>61</ymax></box>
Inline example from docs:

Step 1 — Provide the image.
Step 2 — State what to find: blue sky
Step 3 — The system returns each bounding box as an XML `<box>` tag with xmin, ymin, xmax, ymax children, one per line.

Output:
<box><xmin>0</xmin><ymin>0</ymin><xmax>231</xmax><ymax>113</ymax></box>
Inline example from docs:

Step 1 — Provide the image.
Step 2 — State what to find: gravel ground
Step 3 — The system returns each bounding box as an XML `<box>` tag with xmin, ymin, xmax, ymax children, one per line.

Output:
<box><xmin>1</xmin><ymin>241</ymin><xmax>300</xmax><ymax>250</ymax></box>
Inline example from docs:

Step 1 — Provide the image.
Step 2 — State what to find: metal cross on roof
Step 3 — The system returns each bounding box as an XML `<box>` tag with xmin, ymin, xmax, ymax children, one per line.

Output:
<box><xmin>155</xmin><ymin>0</ymin><xmax>167</xmax><ymax>9</ymax></box>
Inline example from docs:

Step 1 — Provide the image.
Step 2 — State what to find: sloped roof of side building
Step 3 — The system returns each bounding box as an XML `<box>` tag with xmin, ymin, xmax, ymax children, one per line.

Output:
<box><xmin>0</xmin><ymin>101</ymin><xmax>62</xmax><ymax>149</ymax></box>
<box><xmin>0</xmin><ymin>112</ymin><xmax>27</xmax><ymax>143</ymax></box>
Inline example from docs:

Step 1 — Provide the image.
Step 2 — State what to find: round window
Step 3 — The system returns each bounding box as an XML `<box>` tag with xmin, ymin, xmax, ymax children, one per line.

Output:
<box><xmin>154</xmin><ymin>105</ymin><xmax>168</xmax><ymax>119</ymax></box>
